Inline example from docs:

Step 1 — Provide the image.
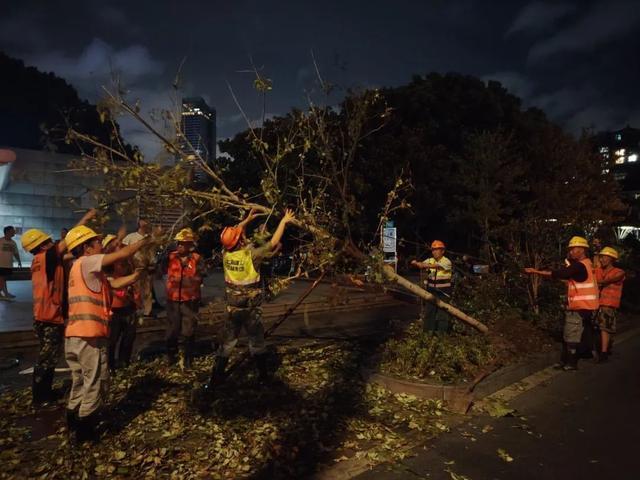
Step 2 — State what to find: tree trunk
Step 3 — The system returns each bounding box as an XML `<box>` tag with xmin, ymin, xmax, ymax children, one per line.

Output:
<box><xmin>381</xmin><ymin>264</ymin><xmax>489</xmax><ymax>334</ymax></box>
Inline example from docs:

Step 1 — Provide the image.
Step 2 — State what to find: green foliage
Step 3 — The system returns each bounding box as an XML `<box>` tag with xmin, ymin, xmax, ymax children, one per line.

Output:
<box><xmin>379</xmin><ymin>323</ymin><xmax>493</xmax><ymax>383</ymax></box>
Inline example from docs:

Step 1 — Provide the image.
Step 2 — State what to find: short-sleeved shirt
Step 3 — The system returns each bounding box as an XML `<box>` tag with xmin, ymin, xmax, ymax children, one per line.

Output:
<box><xmin>80</xmin><ymin>254</ymin><xmax>105</xmax><ymax>293</ymax></box>
<box><xmin>250</xmin><ymin>244</ymin><xmax>273</xmax><ymax>270</ymax></box>
<box><xmin>122</xmin><ymin>232</ymin><xmax>144</xmax><ymax>246</ymax></box>
<box><xmin>0</xmin><ymin>238</ymin><xmax>18</xmax><ymax>268</ymax></box>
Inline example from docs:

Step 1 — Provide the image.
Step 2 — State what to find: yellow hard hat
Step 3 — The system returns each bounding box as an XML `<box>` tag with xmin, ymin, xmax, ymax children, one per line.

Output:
<box><xmin>65</xmin><ymin>225</ymin><xmax>99</xmax><ymax>251</ymax></box>
<box><xmin>21</xmin><ymin>229</ymin><xmax>51</xmax><ymax>252</ymax></box>
<box><xmin>599</xmin><ymin>246</ymin><xmax>619</xmax><ymax>259</ymax></box>
<box><xmin>174</xmin><ymin>228</ymin><xmax>195</xmax><ymax>243</ymax></box>
<box><xmin>568</xmin><ymin>236</ymin><xmax>589</xmax><ymax>248</ymax></box>
<box><xmin>102</xmin><ymin>234</ymin><xmax>117</xmax><ymax>248</ymax></box>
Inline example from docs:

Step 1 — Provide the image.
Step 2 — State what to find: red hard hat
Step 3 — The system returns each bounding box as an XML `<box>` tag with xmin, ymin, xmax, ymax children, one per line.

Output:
<box><xmin>220</xmin><ymin>226</ymin><xmax>243</xmax><ymax>250</ymax></box>
<box><xmin>431</xmin><ymin>240</ymin><xmax>446</xmax><ymax>249</ymax></box>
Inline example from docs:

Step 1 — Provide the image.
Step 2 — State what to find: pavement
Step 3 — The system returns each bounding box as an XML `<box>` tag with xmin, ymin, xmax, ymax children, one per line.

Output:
<box><xmin>356</xmin><ymin>328</ymin><xmax>640</xmax><ymax>480</ymax></box>
<box><xmin>0</xmin><ymin>272</ymin><xmax>419</xmax><ymax>389</ymax></box>
<box><xmin>0</xmin><ymin>271</ymin><xmax>423</xmax><ymax>333</ymax></box>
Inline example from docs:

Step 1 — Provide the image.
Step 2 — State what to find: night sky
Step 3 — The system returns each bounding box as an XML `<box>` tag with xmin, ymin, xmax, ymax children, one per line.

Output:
<box><xmin>1</xmin><ymin>0</ymin><xmax>639</xmax><ymax>156</ymax></box>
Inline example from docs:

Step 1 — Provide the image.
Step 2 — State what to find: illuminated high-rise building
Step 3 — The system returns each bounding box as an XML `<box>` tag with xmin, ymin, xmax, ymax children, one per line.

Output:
<box><xmin>180</xmin><ymin>97</ymin><xmax>216</xmax><ymax>184</ymax></box>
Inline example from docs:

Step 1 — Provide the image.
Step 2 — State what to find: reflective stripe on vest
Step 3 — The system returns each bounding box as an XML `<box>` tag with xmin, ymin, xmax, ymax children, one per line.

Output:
<box><xmin>223</xmin><ymin>249</ymin><xmax>260</xmax><ymax>287</ymax></box>
<box><xmin>166</xmin><ymin>251</ymin><xmax>202</xmax><ymax>302</ymax></box>
<box><xmin>426</xmin><ymin>257</ymin><xmax>452</xmax><ymax>289</ymax></box>
<box><xmin>65</xmin><ymin>256</ymin><xmax>112</xmax><ymax>338</ymax></box>
<box><xmin>567</xmin><ymin>258</ymin><xmax>599</xmax><ymax>311</ymax></box>
<box><xmin>31</xmin><ymin>251</ymin><xmax>64</xmax><ymax>324</ymax></box>
<box><xmin>596</xmin><ymin>266</ymin><xmax>624</xmax><ymax>309</ymax></box>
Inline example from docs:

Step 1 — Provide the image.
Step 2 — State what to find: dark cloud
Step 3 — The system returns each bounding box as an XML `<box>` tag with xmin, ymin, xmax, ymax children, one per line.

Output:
<box><xmin>506</xmin><ymin>2</ymin><xmax>576</xmax><ymax>36</ymax></box>
<box><xmin>527</xmin><ymin>0</ymin><xmax>640</xmax><ymax>61</ymax></box>
<box><xmin>0</xmin><ymin>0</ymin><xmax>639</xmax><ymax>152</ymax></box>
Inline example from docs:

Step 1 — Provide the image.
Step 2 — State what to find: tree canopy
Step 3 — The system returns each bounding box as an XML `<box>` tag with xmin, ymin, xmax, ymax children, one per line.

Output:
<box><xmin>0</xmin><ymin>51</ymin><xmax>117</xmax><ymax>153</ymax></box>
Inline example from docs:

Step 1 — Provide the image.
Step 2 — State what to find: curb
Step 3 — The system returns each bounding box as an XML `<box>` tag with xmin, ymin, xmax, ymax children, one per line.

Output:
<box><xmin>0</xmin><ymin>296</ymin><xmax>406</xmax><ymax>352</ymax></box>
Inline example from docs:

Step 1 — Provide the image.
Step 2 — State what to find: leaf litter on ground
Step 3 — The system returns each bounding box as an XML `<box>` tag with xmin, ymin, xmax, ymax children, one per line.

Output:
<box><xmin>0</xmin><ymin>341</ymin><xmax>455</xmax><ymax>478</ymax></box>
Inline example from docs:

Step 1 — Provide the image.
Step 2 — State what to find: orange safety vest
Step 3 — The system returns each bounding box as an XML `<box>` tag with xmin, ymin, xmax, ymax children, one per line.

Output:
<box><xmin>595</xmin><ymin>266</ymin><xmax>625</xmax><ymax>309</ymax></box>
<box><xmin>110</xmin><ymin>261</ymin><xmax>136</xmax><ymax>310</ymax></box>
<box><xmin>66</xmin><ymin>256</ymin><xmax>112</xmax><ymax>338</ymax></box>
<box><xmin>567</xmin><ymin>258</ymin><xmax>599</xmax><ymax>311</ymax></box>
<box><xmin>31</xmin><ymin>250</ymin><xmax>64</xmax><ymax>324</ymax></box>
<box><xmin>166</xmin><ymin>251</ymin><xmax>202</xmax><ymax>302</ymax></box>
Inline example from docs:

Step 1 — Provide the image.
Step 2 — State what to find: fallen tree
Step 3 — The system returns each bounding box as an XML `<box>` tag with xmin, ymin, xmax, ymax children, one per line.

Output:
<box><xmin>65</xmin><ymin>64</ymin><xmax>488</xmax><ymax>333</ymax></box>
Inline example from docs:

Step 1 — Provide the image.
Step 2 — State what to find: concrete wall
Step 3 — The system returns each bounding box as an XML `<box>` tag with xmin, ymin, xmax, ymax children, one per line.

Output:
<box><xmin>0</xmin><ymin>147</ymin><xmax>96</xmax><ymax>265</ymax></box>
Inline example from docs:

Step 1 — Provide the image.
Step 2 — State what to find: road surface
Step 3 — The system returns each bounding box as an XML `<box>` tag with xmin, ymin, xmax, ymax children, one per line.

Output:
<box><xmin>357</xmin><ymin>329</ymin><xmax>640</xmax><ymax>479</ymax></box>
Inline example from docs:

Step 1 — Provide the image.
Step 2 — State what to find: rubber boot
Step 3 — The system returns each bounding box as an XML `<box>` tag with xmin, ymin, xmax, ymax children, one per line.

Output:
<box><xmin>166</xmin><ymin>341</ymin><xmax>178</xmax><ymax>366</ymax></box>
<box><xmin>76</xmin><ymin>411</ymin><xmax>99</xmax><ymax>443</ymax></box>
<box><xmin>42</xmin><ymin>368</ymin><xmax>57</xmax><ymax>402</ymax></box>
<box><xmin>32</xmin><ymin>367</ymin><xmax>49</xmax><ymax>407</ymax></box>
<box><xmin>181</xmin><ymin>337</ymin><xmax>194</xmax><ymax>371</ymax></box>
<box><xmin>203</xmin><ymin>356</ymin><xmax>229</xmax><ymax>398</ymax></box>
<box><xmin>255</xmin><ymin>353</ymin><xmax>269</xmax><ymax>383</ymax></box>
<box><xmin>66</xmin><ymin>408</ymin><xmax>79</xmax><ymax>433</ymax></box>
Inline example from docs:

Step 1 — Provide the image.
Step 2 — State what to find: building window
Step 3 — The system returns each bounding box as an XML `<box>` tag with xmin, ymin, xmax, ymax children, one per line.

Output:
<box><xmin>628</xmin><ymin>154</ymin><xmax>638</xmax><ymax>163</ymax></box>
<box><xmin>615</xmin><ymin>157</ymin><xmax>625</xmax><ymax>165</ymax></box>
<box><xmin>615</xmin><ymin>133</ymin><xmax>622</xmax><ymax>141</ymax></box>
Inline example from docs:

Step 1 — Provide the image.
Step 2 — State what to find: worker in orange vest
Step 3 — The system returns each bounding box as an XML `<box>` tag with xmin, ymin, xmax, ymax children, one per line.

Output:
<box><xmin>162</xmin><ymin>228</ymin><xmax>205</xmax><ymax>370</ymax></box>
<box><xmin>103</xmin><ymin>234</ymin><xmax>140</xmax><ymax>371</ymax></box>
<box><xmin>64</xmin><ymin>225</ymin><xmax>149</xmax><ymax>442</ymax></box>
<box><xmin>594</xmin><ymin>247</ymin><xmax>625</xmax><ymax>362</ymax></box>
<box><xmin>525</xmin><ymin>236</ymin><xmax>599</xmax><ymax>370</ymax></box>
<box><xmin>20</xmin><ymin>209</ymin><xmax>97</xmax><ymax>407</ymax></box>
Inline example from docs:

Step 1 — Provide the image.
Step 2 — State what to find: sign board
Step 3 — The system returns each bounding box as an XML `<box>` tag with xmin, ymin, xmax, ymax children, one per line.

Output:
<box><xmin>382</xmin><ymin>227</ymin><xmax>397</xmax><ymax>253</ymax></box>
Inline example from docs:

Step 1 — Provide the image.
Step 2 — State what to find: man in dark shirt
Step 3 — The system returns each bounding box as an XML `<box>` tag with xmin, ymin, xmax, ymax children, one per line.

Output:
<box><xmin>525</xmin><ymin>236</ymin><xmax>599</xmax><ymax>370</ymax></box>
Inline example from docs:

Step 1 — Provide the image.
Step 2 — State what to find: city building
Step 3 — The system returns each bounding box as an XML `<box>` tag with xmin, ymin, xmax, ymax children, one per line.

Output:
<box><xmin>0</xmin><ymin>147</ymin><xmax>96</xmax><ymax>264</ymax></box>
<box><xmin>180</xmin><ymin>97</ymin><xmax>216</xmax><ymax>185</ymax></box>
<box><xmin>597</xmin><ymin>126</ymin><xmax>640</xmax><ymax>240</ymax></box>
<box><xmin>597</xmin><ymin>126</ymin><xmax>640</xmax><ymax>188</ymax></box>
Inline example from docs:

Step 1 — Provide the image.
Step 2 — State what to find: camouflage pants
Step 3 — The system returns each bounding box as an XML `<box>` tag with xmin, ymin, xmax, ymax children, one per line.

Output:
<box><xmin>33</xmin><ymin>321</ymin><xmax>64</xmax><ymax>382</ymax></box>
<box><xmin>597</xmin><ymin>306</ymin><xmax>617</xmax><ymax>334</ymax></box>
<box><xmin>217</xmin><ymin>306</ymin><xmax>265</xmax><ymax>357</ymax></box>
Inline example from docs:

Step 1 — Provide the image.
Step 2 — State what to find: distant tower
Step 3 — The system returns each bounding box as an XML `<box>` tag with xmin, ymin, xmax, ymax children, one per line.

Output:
<box><xmin>180</xmin><ymin>97</ymin><xmax>216</xmax><ymax>185</ymax></box>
